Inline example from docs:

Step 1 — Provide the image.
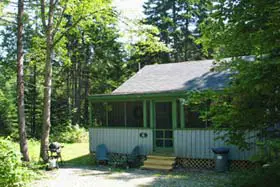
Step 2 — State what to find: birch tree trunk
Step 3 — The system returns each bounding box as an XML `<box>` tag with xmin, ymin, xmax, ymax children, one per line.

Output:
<box><xmin>40</xmin><ymin>0</ymin><xmax>54</xmax><ymax>162</ymax></box>
<box><xmin>17</xmin><ymin>0</ymin><xmax>30</xmax><ymax>162</ymax></box>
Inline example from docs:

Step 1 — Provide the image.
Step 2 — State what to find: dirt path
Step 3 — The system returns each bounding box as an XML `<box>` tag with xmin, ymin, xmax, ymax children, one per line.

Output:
<box><xmin>33</xmin><ymin>166</ymin><xmax>230</xmax><ymax>187</ymax></box>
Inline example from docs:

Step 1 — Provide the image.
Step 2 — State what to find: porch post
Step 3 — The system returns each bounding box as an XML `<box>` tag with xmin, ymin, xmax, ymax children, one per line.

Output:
<box><xmin>150</xmin><ymin>100</ymin><xmax>154</xmax><ymax>128</ymax></box>
<box><xmin>179</xmin><ymin>98</ymin><xmax>185</xmax><ymax>129</ymax></box>
<box><xmin>143</xmin><ymin>100</ymin><xmax>147</xmax><ymax>128</ymax></box>
<box><xmin>89</xmin><ymin>100</ymin><xmax>93</xmax><ymax>127</ymax></box>
<box><xmin>172</xmin><ymin>100</ymin><xmax>177</xmax><ymax>129</ymax></box>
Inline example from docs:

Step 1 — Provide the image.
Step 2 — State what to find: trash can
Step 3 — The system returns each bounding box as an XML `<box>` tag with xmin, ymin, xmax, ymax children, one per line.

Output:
<box><xmin>212</xmin><ymin>147</ymin><xmax>230</xmax><ymax>172</ymax></box>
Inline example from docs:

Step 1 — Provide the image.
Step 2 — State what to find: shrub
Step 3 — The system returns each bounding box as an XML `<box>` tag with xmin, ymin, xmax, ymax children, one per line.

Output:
<box><xmin>225</xmin><ymin>139</ymin><xmax>280</xmax><ymax>187</ymax></box>
<box><xmin>51</xmin><ymin>125</ymin><xmax>88</xmax><ymax>143</ymax></box>
<box><xmin>227</xmin><ymin>161</ymin><xmax>280</xmax><ymax>187</ymax></box>
<box><xmin>0</xmin><ymin>138</ymin><xmax>34</xmax><ymax>187</ymax></box>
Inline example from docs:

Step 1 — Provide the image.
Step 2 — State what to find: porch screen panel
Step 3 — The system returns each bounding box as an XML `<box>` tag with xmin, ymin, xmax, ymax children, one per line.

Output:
<box><xmin>184</xmin><ymin>106</ymin><xmax>206</xmax><ymax>128</ymax></box>
<box><xmin>108</xmin><ymin>102</ymin><xmax>125</xmax><ymax>127</ymax></box>
<box><xmin>92</xmin><ymin>103</ymin><xmax>106</xmax><ymax>127</ymax></box>
<box><xmin>126</xmin><ymin>101</ymin><xmax>143</xmax><ymax>127</ymax></box>
<box><xmin>176</xmin><ymin>100</ymin><xmax>181</xmax><ymax>128</ymax></box>
<box><xmin>146</xmin><ymin>101</ymin><xmax>150</xmax><ymax>128</ymax></box>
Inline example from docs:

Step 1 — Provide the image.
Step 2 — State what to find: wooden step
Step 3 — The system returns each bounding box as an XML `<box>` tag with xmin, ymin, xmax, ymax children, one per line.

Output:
<box><xmin>147</xmin><ymin>155</ymin><xmax>176</xmax><ymax>160</ymax></box>
<box><xmin>144</xmin><ymin>159</ymin><xmax>174</xmax><ymax>166</ymax></box>
<box><xmin>141</xmin><ymin>154</ymin><xmax>176</xmax><ymax>171</ymax></box>
<box><xmin>141</xmin><ymin>164</ymin><xmax>173</xmax><ymax>171</ymax></box>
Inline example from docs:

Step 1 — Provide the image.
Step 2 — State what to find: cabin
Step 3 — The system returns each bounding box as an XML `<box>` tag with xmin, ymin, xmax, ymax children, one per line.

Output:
<box><xmin>88</xmin><ymin>59</ymin><xmax>257</xmax><ymax>170</ymax></box>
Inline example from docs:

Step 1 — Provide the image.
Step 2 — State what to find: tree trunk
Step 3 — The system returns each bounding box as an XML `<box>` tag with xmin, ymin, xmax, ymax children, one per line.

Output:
<box><xmin>31</xmin><ymin>64</ymin><xmax>37</xmax><ymax>137</ymax></box>
<box><xmin>17</xmin><ymin>0</ymin><xmax>30</xmax><ymax>162</ymax></box>
<box><xmin>84</xmin><ymin>70</ymin><xmax>89</xmax><ymax>125</ymax></box>
<box><xmin>67</xmin><ymin>67</ymin><xmax>72</xmax><ymax>121</ymax></box>
<box><xmin>76</xmin><ymin>56</ymin><xmax>82</xmax><ymax>125</ymax></box>
<box><xmin>40</xmin><ymin>0</ymin><xmax>54</xmax><ymax>162</ymax></box>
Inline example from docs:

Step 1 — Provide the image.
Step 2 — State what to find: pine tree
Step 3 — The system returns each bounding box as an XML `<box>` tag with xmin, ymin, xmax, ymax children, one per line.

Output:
<box><xmin>143</xmin><ymin>0</ymin><xmax>208</xmax><ymax>63</ymax></box>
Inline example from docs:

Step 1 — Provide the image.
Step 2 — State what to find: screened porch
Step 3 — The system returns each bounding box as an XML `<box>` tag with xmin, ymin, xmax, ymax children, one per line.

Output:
<box><xmin>89</xmin><ymin>99</ymin><xmax>209</xmax><ymax>129</ymax></box>
<box><xmin>89</xmin><ymin>96</ymin><xmax>257</xmax><ymax>160</ymax></box>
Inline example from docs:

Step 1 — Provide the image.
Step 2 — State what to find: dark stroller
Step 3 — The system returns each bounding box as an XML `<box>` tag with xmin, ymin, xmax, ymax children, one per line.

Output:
<box><xmin>47</xmin><ymin>142</ymin><xmax>63</xmax><ymax>169</ymax></box>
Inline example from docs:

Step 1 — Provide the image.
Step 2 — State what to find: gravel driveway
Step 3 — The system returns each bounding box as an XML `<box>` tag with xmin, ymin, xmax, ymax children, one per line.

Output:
<box><xmin>33</xmin><ymin>166</ymin><xmax>230</xmax><ymax>187</ymax></box>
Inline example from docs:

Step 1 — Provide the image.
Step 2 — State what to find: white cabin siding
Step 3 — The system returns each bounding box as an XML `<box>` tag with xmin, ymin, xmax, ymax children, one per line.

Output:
<box><xmin>89</xmin><ymin>128</ymin><xmax>153</xmax><ymax>155</ymax></box>
<box><xmin>174</xmin><ymin>129</ymin><xmax>258</xmax><ymax>160</ymax></box>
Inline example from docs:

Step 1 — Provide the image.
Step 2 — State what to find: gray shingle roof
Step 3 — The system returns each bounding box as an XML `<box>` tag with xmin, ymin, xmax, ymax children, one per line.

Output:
<box><xmin>113</xmin><ymin>59</ymin><xmax>231</xmax><ymax>94</ymax></box>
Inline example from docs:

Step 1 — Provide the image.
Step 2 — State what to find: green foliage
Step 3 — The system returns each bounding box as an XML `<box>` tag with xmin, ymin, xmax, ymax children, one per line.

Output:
<box><xmin>127</xmin><ymin>23</ymin><xmax>171</xmax><ymax>71</ymax></box>
<box><xmin>0</xmin><ymin>77</ymin><xmax>17</xmax><ymax>136</ymax></box>
<box><xmin>193</xmin><ymin>0</ymin><xmax>280</xmax><ymax>150</ymax></box>
<box><xmin>0</xmin><ymin>138</ymin><xmax>34</xmax><ymax>187</ymax></box>
<box><xmin>226</xmin><ymin>161</ymin><xmax>280</xmax><ymax>187</ymax></box>
<box><xmin>0</xmin><ymin>0</ymin><xmax>9</xmax><ymax>17</ymax></box>
<box><xmin>143</xmin><ymin>0</ymin><xmax>208</xmax><ymax>62</ymax></box>
<box><xmin>253</xmin><ymin>140</ymin><xmax>280</xmax><ymax>167</ymax></box>
<box><xmin>0</xmin><ymin>0</ymin><xmax>126</xmax><ymax>135</ymax></box>
<box><xmin>51</xmin><ymin>124</ymin><xmax>88</xmax><ymax>143</ymax></box>
<box><xmin>199</xmin><ymin>0</ymin><xmax>280</xmax><ymax>58</ymax></box>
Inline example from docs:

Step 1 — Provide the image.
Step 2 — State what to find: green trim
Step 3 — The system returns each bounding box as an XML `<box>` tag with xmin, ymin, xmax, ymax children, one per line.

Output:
<box><xmin>143</xmin><ymin>100</ymin><xmax>147</xmax><ymax>128</ymax></box>
<box><xmin>88</xmin><ymin>91</ymin><xmax>188</xmax><ymax>102</ymax></box>
<box><xmin>179</xmin><ymin>99</ymin><xmax>185</xmax><ymax>129</ymax></box>
<box><xmin>89</xmin><ymin>101</ymin><xmax>93</xmax><ymax>127</ymax></box>
<box><xmin>90</xmin><ymin>127</ymin><xmax>151</xmax><ymax>130</ymax></box>
<box><xmin>174</xmin><ymin>128</ymin><xmax>219</xmax><ymax>130</ymax></box>
<box><xmin>172</xmin><ymin>100</ymin><xmax>177</xmax><ymax>129</ymax></box>
<box><xmin>90</xmin><ymin>127</ymin><xmax>221</xmax><ymax>131</ymax></box>
<box><xmin>150</xmin><ymin>101</ymin><xmax>154</xmax><ymax>129</ymax></box>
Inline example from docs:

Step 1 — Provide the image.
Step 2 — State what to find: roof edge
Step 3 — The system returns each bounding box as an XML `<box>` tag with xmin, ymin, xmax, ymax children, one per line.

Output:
<box><xmin>88</xmin><ymin>91</ymin><xmax>189</xmax><ymax>101</ymax></box>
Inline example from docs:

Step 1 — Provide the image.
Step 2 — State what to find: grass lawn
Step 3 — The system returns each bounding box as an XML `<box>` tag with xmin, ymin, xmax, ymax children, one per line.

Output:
<box><xmin>26</xmin><ymin>140</ymin><xmax>95</xmax><ymax>166</ymax></box>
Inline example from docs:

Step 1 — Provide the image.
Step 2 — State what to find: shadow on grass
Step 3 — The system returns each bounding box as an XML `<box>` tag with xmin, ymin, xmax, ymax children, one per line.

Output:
<box><xmin>62</xmin><ymin>154</ymin><xmax>96</xmax><ymax>168</ymax></box>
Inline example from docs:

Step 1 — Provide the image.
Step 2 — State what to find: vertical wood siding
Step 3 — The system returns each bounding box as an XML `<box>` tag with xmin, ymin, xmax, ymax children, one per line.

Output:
<box><xmin>89</xmin><ymin>128</ymin><xmax>153</xmax><ymax>155</ymax></box>
<box><xmin>174</xmin><ymin>129</ymin><xmax>258</xmax><ymax>160</ymax></box>
<box><xmin>89</xmin><ymin>128</ymin><xmax>258</xmax><ymax>160</ymax></box>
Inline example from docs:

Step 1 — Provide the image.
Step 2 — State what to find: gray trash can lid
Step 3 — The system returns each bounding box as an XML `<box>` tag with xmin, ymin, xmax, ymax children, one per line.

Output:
<box><xmin>212</xmin><ymin>147</ymin><xmax>230</xmax><ymax>154</ymax></box>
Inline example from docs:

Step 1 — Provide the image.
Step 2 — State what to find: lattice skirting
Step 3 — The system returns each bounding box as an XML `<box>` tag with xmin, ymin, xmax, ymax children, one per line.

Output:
<box><xmin>91</xmin><ymin>152</ymin><xmax>145</xmax><ymax>168</ymax></box>
<box><xmin>175</xmin><ymin>157</ymin><xmax>256</xmax><ymax>170</ymax></box>
<box><xmin>91</xmin><ymin>152</ymin><xmax>127</xmax><ymax>162</ymax></box>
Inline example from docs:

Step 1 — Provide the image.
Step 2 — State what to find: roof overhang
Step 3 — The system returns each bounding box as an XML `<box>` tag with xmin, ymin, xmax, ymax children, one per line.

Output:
<box><xmin>88</xmin><ymin>91</ymin><xmax>189</xmax><ymax>102</ymax></box>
